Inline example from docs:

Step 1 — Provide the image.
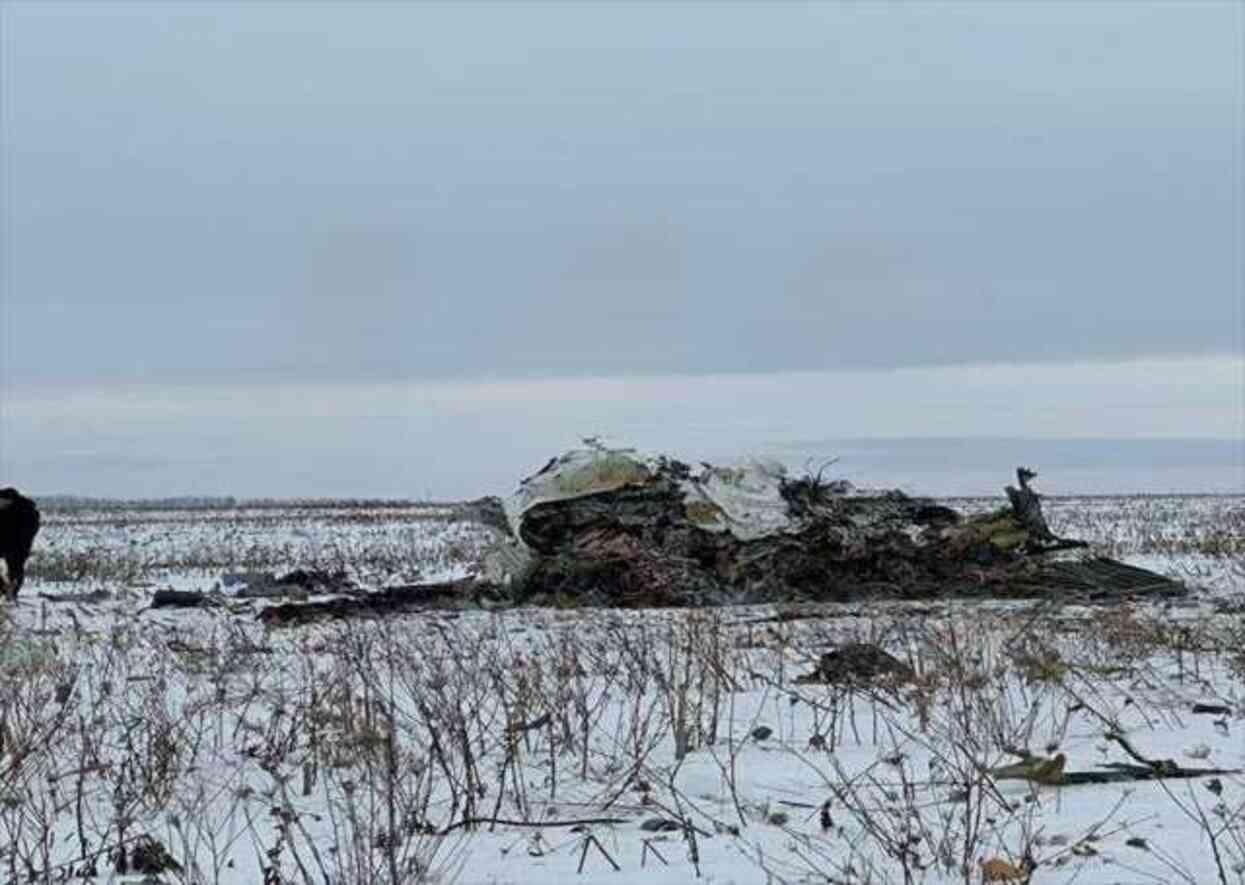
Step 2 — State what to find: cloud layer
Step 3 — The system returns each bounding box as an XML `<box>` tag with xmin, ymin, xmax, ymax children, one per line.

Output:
<box><xmin>2</xmin><ymin>2</ymin><xmax>1240</xmax><ymax>386</ymax></box>
<box><xmin>4</xmin><ymin>356</ymin><xmax>1240</xmax><ymax>498</ymax></box>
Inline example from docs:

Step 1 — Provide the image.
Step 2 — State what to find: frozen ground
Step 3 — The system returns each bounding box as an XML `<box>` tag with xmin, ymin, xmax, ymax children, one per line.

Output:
<box><xmin>1</xmin><ymin>494</ymin><xmax>1242</xmax><ymax>884</ymax></box>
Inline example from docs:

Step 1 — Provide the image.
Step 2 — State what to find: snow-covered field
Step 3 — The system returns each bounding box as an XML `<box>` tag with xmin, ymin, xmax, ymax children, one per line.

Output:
<box><xmin>2</xmin><ymin>495</ymin><xmax>1243</xmax><ymax>884</ymax></box>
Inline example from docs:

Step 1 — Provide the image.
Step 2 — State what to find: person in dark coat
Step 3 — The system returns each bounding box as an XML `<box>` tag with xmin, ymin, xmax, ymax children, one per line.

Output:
<box><xmin>0</xmin><ymin>488</ymin><xmax>40</xmax><ymax>599</ymax></box>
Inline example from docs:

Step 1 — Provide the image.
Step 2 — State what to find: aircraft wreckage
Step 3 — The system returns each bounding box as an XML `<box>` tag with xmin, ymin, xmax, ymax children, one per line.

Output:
<box><xmin>250</xmin><ymin>445</ymin><xmax>1185</xmax><ymax>625</ymax></box>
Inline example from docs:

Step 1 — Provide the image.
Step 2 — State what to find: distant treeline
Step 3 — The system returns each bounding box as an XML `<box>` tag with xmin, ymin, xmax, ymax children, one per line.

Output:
<box><xmin>35</xmin><ymin>491</ymin><xmax>1236</xmax><ymax>515</ymax></box>
<box><xmin>38</xmin><ymin>495</ymin><xmax>441</xmax><ymax>513</ymax></box>
<box><xmin>39</xmin><ymin>495</ymin><xmax>241</xmax><ymax>512</ymax></box>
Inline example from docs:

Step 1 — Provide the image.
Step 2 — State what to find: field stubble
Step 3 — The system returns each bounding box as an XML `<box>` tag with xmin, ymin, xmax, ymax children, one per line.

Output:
<box><xmin>0</xmin><ymin>495</ymin><xmax>1242</xmax><ymax>884</ymax></box>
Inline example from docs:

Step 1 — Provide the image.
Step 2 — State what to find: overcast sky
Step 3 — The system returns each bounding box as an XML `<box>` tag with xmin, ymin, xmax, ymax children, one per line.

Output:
<box><xmin>1</xmin><ymin>2</ymin><xmax>1242</xmax><ymax>496</ymax></box>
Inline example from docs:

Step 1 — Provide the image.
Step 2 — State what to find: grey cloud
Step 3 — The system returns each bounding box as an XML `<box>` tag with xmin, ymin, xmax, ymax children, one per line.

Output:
<box><xmin>1</xmin><ymin>1</ymin><xmax>1239</xmax><ymax>387</ymax></box>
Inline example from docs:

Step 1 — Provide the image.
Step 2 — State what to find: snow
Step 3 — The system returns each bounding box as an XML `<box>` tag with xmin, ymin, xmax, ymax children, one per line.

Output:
<box><xmin>1</xmin><ymin>495</ymin><xmax>1242</xmax><ymax>884</ymax></box>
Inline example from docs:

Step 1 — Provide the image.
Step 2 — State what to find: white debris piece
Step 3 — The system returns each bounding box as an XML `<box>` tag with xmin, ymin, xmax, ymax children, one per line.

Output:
<box><xmin>506</xmin><ymin>446</ymin><xmax>805</xmax><ymax>544</ymax></box>
<box><xmin>505</xmin><ymin>446</ymin><xmax>654</xmax><ymax>536</ymax></box>
<box><xmin>680</xmin><ymin>458</ymin><xmax>796</xmax><ymax>541</ymax></box>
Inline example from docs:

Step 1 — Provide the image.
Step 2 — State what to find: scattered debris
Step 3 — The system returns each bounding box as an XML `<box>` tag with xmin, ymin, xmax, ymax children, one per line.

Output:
<box><xmin>37</xmin><ymin>589</ymin><xmax>112</xmax><ymax>604</ymax></box>
<box><xmin>1191</xmin><ymin>703</ymin><xmax>1233</xmax><ymax>716</ymax></box>
<box><xmin>151</xmin><ymin>589</ymin><xmax>217</xmax><ymax>609</ymax></box>
<box><xmin>125</xmin><ymin>835</ymin><xmax>182</xmax><ymax>876</ymax></box>
<box><xmin>795</xmin><ymin>642</ymin><xmax>915</xmax><ymax>686</ymax></box>
<box><xmin>257</xmin><ymin>578</ymin><xmax>505</xmax><ymax>627</ymax></box>
<box><xmin>639</xmin><ymin>817</ymin><xmax>681</xmax><ymax>833</ymax></box>
<box><xmin>988</xmin><ymin>752</ymin><xmax>1067</xmax><ymax>785</ymax></box>
<box><xmin>982</xmin><ymin>733</ymin><xmax>1244</xmax><ymax>788</ymax></box>
<box><xmin>227</xmin><ymin>568</ymin><xmax>357</xmax><ymax>598</ymax></box>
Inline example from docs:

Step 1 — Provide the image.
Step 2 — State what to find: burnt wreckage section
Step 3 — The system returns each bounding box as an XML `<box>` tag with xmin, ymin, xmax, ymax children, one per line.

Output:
<box><xmin>249</xmin><ymin>448</ymin><xmax>1189</xmax><ymax>626</ymax></box>
<box><xmin>507</xmin><ymin>452</ymin><xmax>1175</xmax><ymax>608</ymax></box>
